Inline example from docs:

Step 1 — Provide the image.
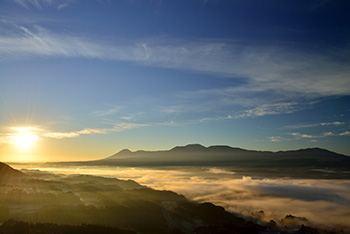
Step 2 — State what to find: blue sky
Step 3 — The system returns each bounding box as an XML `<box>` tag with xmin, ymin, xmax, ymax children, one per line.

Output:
<box><xmin>0</xmin><ymin>0</ymin><xmax>350</xmax><ymax>161</ymax></box>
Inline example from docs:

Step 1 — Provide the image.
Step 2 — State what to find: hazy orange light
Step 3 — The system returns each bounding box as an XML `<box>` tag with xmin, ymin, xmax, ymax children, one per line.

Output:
<box><xmin>13</xmin><ymin>133</ymin><xmax>38</xmax><ymax>149</ymax></box>
<box><xmin>10</xmin><ymin>127</ymin><xmax>39</xmax><ymax>150</ymax></box>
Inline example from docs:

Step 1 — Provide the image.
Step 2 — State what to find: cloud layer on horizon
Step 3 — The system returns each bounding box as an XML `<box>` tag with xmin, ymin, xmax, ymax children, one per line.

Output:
<box><xmin>15</xmin><ymin>165</ymin><xmax>350</xmax><ymax>231</ymax></box>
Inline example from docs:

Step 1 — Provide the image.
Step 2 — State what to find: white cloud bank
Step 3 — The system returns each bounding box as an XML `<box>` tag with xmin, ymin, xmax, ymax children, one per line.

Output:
<box><xmin>102</xmin><ymin>168</ymin><xmax>350</xmax><ymax>231</ymax></box>
<box><xmin>14</xmin><ymin>165</ymin><xmax>350</xmax><ymax>231</ymax></box>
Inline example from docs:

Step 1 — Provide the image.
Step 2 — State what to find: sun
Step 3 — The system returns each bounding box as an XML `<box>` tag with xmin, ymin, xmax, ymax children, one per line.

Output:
<box><xmin>10</xmin><ymin>127</ymin><xmax>39</xmax><ymax>150</ymax></box>
<box><xmin>13</xmin><ymin>133</ymin><xmax>38</xmax><ymax>149</ymax></box>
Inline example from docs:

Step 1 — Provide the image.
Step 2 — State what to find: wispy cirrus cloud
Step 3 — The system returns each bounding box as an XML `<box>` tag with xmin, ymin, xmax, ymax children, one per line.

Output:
<box><xmin>14</xmin><ymin>0</ymin><xmax>75</xmax><ymax>10</ymax></box>
<box><xmin>92</xmin><ymin>106</ymin><xmax>122</xmax><ymax>117</ymax></box>
<box><xmin>189</xmin><ymin>102</ymin><xmax>305</xmax><ymax>123</ymax></box>
<box><xmin>120</xmin><ymin>116</ymin><xmax>133</xmax><ymax>120</ymax></box>
<box><xmin>268</xmin><ymin>136</ymin><xmax>286</xmax><ymax>142</ymax></box>
<box><xmin>290</xmin><ymin>132</ymin><xmax>315</xmax><ymax>139</ymax></box>
<box><xmin>286</xmin><ymin>121</ymin><xmax>345</xmax><ymax>129</ymax></box>
<box><xmin>290</xmin><ymin>131</ymin><xmax>348</xmax><ymax>139</ymax></box>
<box><xmin>43</xmin><ymin>123</ymin><xmax>149</xmax><ymax>139</ymax></box>
<box><xmin>1</xmin><ymin>22</ymin><xmax>349</xmax><ymax>124</ymax></box>
<box><xmin>267</xmin><ymin>128</ymin><xmax>349</xmax><ymax>143</ymax></box>
<box><xmin>339</xmin><ymin>131</ymin><xmax>350</xmax><ymax>136</ymax></box>
<box><xmin>239</xmin><ymin>102</ymin><xmax>299</xmax><ymax>118</ymax></box>
<box><xmin>42</xmin><ymin>128</ymin><xmax>107</xmax><ymax>139</ymax></box>
<box><xmin>280</xmin><ymin>121</ymin><xmax>350</xmax><ymax>141</ymax></box>
<box><xmin>0</xmin><ymin>25</ymin><xmax>106</xmax><ymax>59</ymax></box>
<box><xmin>0</xmin><ymin>123</ymin><xmax>148</xmax><ymax>143</ymax></box>
<box><xmin>14</xmin><ymin>0</ymin><xmax>50</xmax><ymax>9</ymax></box>
<box><xmin>1</xmin><ymin>24</ymin><xmax>350</xmax><ymax>99</ymax></box>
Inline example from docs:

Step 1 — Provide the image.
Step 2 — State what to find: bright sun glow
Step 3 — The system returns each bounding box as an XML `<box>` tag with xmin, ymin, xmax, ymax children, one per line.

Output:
<box><xmin>13</xmin><ymin>134</ymin><xmax>38</xmax><ymax>149</ymax></box>
<box><xmin>11</xmin><ymin>127</ymin><xmax>39</xmax><ymax>150</ymax></box>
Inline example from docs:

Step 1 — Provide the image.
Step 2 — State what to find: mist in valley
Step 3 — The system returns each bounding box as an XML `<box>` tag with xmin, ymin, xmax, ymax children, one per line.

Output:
<box><xmin>6</xmin><ymin>163</ymin><xmax>350</xmax><ymax>233</ymax></box>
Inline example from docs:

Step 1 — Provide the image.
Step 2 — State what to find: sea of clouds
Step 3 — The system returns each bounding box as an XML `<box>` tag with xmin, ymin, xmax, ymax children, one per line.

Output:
<box><xmin>11</xmin><ymin>164</ymin><xmax>350</xmax><ymax>230</ymax></box>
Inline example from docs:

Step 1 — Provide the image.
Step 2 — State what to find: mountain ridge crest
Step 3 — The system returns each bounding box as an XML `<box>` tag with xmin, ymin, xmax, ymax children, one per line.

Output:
<box><xmin>103</xmin><ymin>143</ymin><xmax>348</xmax><ymax>161</ymax></box>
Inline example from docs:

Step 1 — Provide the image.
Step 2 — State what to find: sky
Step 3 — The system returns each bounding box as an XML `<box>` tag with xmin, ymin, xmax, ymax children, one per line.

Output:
<box><xmin>0</xmin><ymin>0</ymin><xmax>350</xmax><ymax>162</ymax></box>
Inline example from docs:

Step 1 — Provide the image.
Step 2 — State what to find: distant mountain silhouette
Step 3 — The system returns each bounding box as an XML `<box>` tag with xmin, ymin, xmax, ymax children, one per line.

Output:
<box><xmin>0</xmin><ymin>162</ymin><xmax>24</xmax><ymax>183</ymax></box>
<box><xmin>170</xmin><ymin>144</ymin><xmax>208</xmax><ymax>152</ymax></box>
<box><xmin>100</xmin><ymin>144</ymin><xmax>349</xmax><ymax>168</ymax></box>
<box><xmin>45</xmin><ymin>144</ymin><xmax>349</xmax><ymax>179</ymax></box>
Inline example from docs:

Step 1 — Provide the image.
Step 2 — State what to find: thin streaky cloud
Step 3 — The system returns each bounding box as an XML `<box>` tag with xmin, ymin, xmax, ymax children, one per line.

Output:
<box><xmin>323</xmin><ymin>132</ymin><xmax>335</xmax><ymax>137</ymax></box>
<box><xmin>9</xmin><ymin>126</ymin><xmax>44</xmax><ymax>133</ymax></box>
<box><xmin>239</xmin><ymin>102</ymin><xmax>299</xmax><ymax>118</ymax></box>
<box><xmin>286</xmin><ymin>121</ymin><xmax>345</xmax><ymax>129</ymax></box>
<box><xmin>339</xmin><ymin>131</ymin><xmax>350</xmax><ymax>136</ymax></box>
<box><xmin>92</xmin><ymin>106</ymin><xmax>122</xmax><ymax>117</ymax></box>
<box><xmin>45</xmin><ymin>123</ymin><xmax>149</xmax><ymax>139</ymax></box>
<box><xmin>321</xmin><ymin>121</ymin><xmax>345</xmax><ymax>126</ymax></box>
<box><xmin>270</xmin><ymin>130</ymin><xmax>349</xmax><ymax>143</ymax></box>
<box><xmin>43</xmin><ymin>128</ymin><xmax>107</xmax><ymax>139</ymax></box>
<box><xmin>57</xmin><ymin>0</ymin><xmax>75</xmax><ymax>10</ymax></box>
<box><xmin>268</xmin><ymin>136</ymin><xmax>285</xmax><ymax>142</ymax></box>
<box><xmin>290</xmin><ymin>131</ymin><xmax>348</xmax><ymax>139</ymax></box>
<box><xmin>160</xmin><ymin>106</ymin><xmax>184</xmax><ymax>114</ymax></box>
<box><xmin>286</xmin><ymin>123</ymin><xmax>321</xmax><ymax>129</ymax></box>
<box><xmin>1</xmin><ymin>24</ymin><xmax>350</xmax><ymax>99</ymax></box>
<box><xmin>112</xmin><ymin>123</ymin><xmax>149</xmax><ymax>131</ymax></box>
<box><xmin>120</xmin><ymin>116</ymin><xmax>133</xmax><ymax>120</ymax></box>
<box><xmin>0</xmin><ymin>123</ymin><xmax>149</xmax><ymax>141</ymax></box>
<box><xmin>14</xmin><ymin>0</ymin><xmax>39</xmax><ymax>9</ymax></box>
<box><xmin>180</xmin><ymin>102</ymin><xmax>305</xmax><ymax>124</ymax></box>
<box><xmin>14</xmin><ymin>0</ymin><xmax>75</xmax><ymax>9</ymax></box>
<box><xmin>170</xmin><ymin>87</ymin><xmax>319</xmax><ymax>121</ymax></box>
<box><xmin>291</xmin><ymin>133</ymin><xmax>314</xmax><ymax>139</ymax></box>
<box><xmin>0</xmin><ymin>25</ymin><xmax>105</xmax><ymax>59</ymax></box>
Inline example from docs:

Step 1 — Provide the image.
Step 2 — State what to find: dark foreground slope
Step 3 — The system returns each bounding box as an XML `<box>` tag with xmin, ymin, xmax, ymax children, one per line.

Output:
<box><xmin>0</xmin><ymin>220</ymin><xmax>137</xmax><ymax>234</ymax></box>
<box><xmin>1</xmin><ymin>162</ymin><xmax>341</xmax><ymax>234</ymax></box>
<box><xmin>0</xmin><ymin>162</ymin><xmax>24</xmax><ymax>184</ymax></box>
<box><xmin>0</xmin><ymin>162</ymin><xmax>251</xmax><ymax>234</ymax></box>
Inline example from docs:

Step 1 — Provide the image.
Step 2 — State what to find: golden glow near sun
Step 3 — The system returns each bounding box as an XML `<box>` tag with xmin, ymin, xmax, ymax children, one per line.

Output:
<box><xmin>13</xmin><ymin>133</ymin><xmax>38</xmax><ymax>149</ymax></box>
<box><xmin>11</xmin><ymin>127</ymin><xmax>39</xmax><ymax>150</ymax></box>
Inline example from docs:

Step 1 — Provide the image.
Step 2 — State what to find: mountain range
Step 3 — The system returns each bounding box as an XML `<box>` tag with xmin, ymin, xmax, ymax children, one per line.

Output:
<box><xmin>98</xmin><ymin>144</ymin><xmax>350</xmax><ymax>168</ymax></box>
<box><xmin>39</xmin><ymin>144</ymin><xmax>350</xmax><ymax>179</ymax></box>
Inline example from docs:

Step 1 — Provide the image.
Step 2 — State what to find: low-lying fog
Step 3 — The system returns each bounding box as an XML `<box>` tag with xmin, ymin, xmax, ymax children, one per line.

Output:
<box><xmin>10</xmin><ymin>164</ymin><xmax>350</xmax><ymax>230</ymax></box>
